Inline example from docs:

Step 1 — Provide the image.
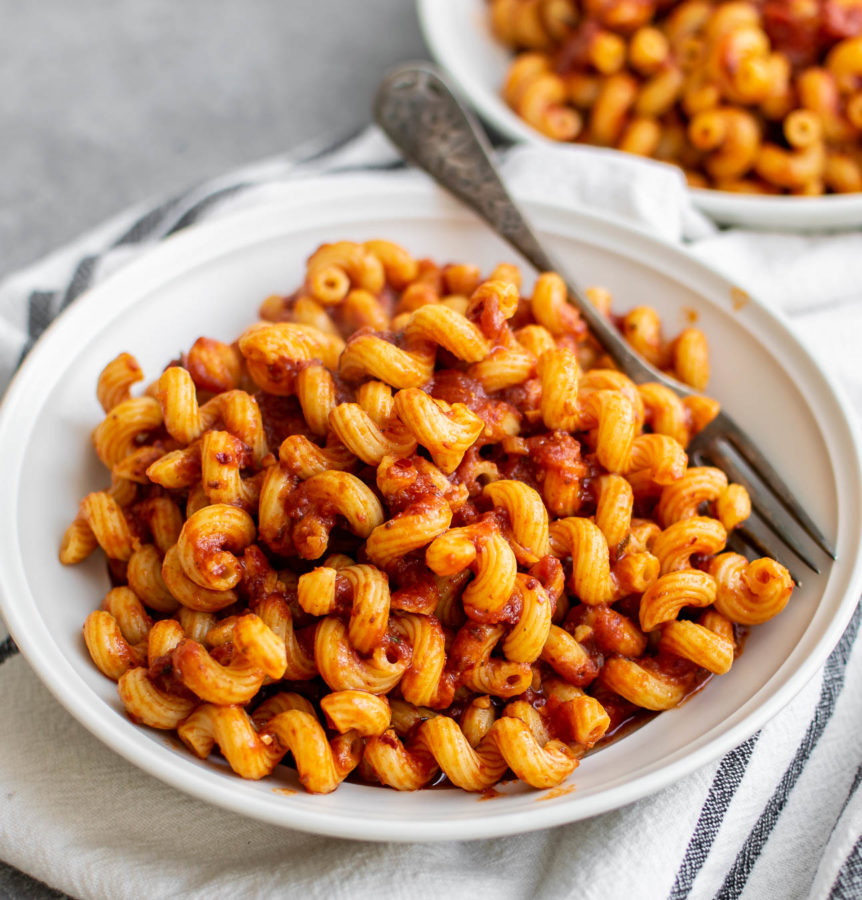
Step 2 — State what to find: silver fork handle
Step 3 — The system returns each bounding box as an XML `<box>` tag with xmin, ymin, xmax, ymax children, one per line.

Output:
<box><xmin>374</xmin><ymin>62</ymin><xmax>695</xmax><ymax>396</ymax></box>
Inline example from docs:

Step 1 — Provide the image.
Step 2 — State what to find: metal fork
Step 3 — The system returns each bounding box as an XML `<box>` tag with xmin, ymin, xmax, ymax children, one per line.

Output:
<box><xmin>374</xmin><ymin>62</ymin><xmax>835</xmax><ymax>580</ymax></box>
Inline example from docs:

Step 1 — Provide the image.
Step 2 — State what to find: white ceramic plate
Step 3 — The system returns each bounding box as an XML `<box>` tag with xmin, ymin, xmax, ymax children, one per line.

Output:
<box><xmin>417</xmin><ymin>0</ymin><xmax>862</xmax><ymax>231</ymax></box>
<box><xmin>1</xmin><ymin>173</ymin><xmax>861</xmax><ymax>842</ymax></box>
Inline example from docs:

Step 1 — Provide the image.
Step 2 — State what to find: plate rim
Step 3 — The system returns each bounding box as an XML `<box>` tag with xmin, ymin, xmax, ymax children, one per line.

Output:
<box><xmin>415</xmin><ymin>0</ymin><xmax>862</xmax><ymax>228</ymax></box>
<box><xmin>1</xmin><ymin>173</ymin><xmax>861</xmax><ymax>841</ymax></box>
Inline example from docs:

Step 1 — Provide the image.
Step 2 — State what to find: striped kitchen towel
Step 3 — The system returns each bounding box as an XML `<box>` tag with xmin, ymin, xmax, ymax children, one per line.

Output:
<box><xmin>0</xmin><ymin>128</ymin><xmax>859</xmax><ymax>900</ymax></box>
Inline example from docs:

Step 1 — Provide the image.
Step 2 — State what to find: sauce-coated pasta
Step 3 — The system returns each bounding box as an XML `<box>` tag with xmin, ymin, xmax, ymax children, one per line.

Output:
<box><xmin>62</xmin><ymin>238</ymin><xmax>793</xmax><ymax>794</ymax></box>
<box><xmin>489</xmin><ymin>0</ymin><xmax>862</xmax><ymax>195</ymax></box>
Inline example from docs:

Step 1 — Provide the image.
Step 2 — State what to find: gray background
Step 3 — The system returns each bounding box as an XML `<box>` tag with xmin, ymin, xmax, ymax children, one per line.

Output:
<box><xmin>1</xmin><ymin>0</ymin><xmax>428</xmax><ymax>281</ymax></box>
<box><xmin>0</xmin><ymin>1</ymin><xmax>426</xmax><ymax>895</ymax></box>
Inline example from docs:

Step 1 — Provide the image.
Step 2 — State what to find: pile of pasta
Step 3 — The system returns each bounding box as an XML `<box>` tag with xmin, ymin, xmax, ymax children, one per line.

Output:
<box><xmin>61</xmin><ymin>239</ymin><xmax>793</xmax><ymax>795</ymax></box>
<box><xmin>489</xmin><ymin>0</ymin><xmax>862</xmax><ymax>194</ymax></box>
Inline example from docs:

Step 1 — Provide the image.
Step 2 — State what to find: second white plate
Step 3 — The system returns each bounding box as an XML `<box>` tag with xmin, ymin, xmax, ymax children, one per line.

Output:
<box><xmin>417</xmin><ymin>0</ymin><xmax>862</xmax><ymax>231</ymax></box>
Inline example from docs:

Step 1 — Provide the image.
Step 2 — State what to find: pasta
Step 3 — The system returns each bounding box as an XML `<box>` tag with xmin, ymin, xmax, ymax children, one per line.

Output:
<box><xmin>63</xmin><ymin>238</ymin><xmax>793</xmax><ymax>796</ymax></box>
<box><xmin>488</xmin><ymin>0</ymin><xmax>862</xmax><ymax>195</ymax></box>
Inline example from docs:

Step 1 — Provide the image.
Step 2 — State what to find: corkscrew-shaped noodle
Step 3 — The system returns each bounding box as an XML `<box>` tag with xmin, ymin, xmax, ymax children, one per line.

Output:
<box><xmin>258</xmin><ymin>467</ymin><xmax>384</xmax><ymax>559</ymax></box>
<box><xmin>117</xmin><ymin>666</ymin><xmax>197</xmax><ymax>729</ymax></box>
<box><xmin>539</xmin><ymin>349</ymin><xmax>686</xmax><ymax>482</ymax></box>
<box><xmin>638</xmin><ymin>570</ymin><xmax>717</xmax><ymax>632</ymax></box>
<box><xmin>92</xmin><ymin>397</ymin><xmax>163</xmax><ymax>469</ymax></box>
<box><xmin>426</xmin><ymin>520</ymin><xmax>518</xmax><ymax>622</ymax></box>
<box><xmin>97</xmin><ymin>353</ymin><xmax>144</xmax><ymax>413</ymax></box>
<box><xmin>709</xmin><ymin>552</ymin><xmax>793</xmax><ymax>624</ymax></box>
<box><xmin>392</xmin><ymin>613</ymin><xmax>449</xmax><ymax>708</ymax></box>
<box><xmin>176</xmin><ymin>504</ymin><xmax>256</xmax><ymax>591</ymax></box>
<box><xmin>394</xmin><ymin>389</ymin><xmax>484</xmax><ymax>474</ymax></box>
<box><xmin>453</xmin><ymin>622</ymin><xmax>532</xmax><ymax>697</ymax></box>
<box><xmin>483</xmin><ymin>480</ymin><xmax>550</xmax><ymax>564</ymax></box>
<box><xmin>600</xmin><ymin>657</ymin><xmax>689</xmax><ymax>710</ymax></box>
<box><xmin>328</xmin><ymin>402</ymin><xmax>417</xmax><ymax>466</ymax></box>
<box><xmin>549</xmin><ymin>517</ymin><xmax>616</xmax><ymax>605</ymax></box>
<box><xmin>277</xmin><ymin>434</ymin><xmax>356</xmax><ymax>479</ymax></box>
<box><xmin>314</xmin><ymin>617</ymin><xmax>410</xmax><ymax>695</ymax></box>
<box><xmin>657</xmin><ymin>466</ymin><xmax>751</xmax><ymax>531</ymax></box>
<box><xmin>83</xmin><ymin>608</ymin><xmax>146</xmax><ymax>680</ymax></box>
<box><xmin>156</xmin><ymin>366</ymin><xmax>267</xmax><ymax>464</ymax></box>
<box><xmin>339</xmin><ymin>331</ymin><xmax>435</xmax><ymax>389</ymax></box>
<box><xmin>60</xmin><ymin>491</ymin><xmax>138</xmax><ymax>564</ymax></box>
<box><xmin>652</xmin><ymin>516</ymin><xmax>727</xmax><ymax>573</ymax></box>
<box><xmin>298</xmin><ymin>564</ymin><xmax>390</xmax><ymax>655</ymax></box>
<box><xmin>659</xmin><ymin>611</ymin><xmax>735</xmax><ymax>674</ymax></box>
<box><xmin>320</xmin><ymin>690</ymin><xmax>391</xmax><ymax>737</ymax></box>
<box><xmin>365</xmin><ymin>713</ymin><xmax>578</xmax><ymax>792</ymax></box>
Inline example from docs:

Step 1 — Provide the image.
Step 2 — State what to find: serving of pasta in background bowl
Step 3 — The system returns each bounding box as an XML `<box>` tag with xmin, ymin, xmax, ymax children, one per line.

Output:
<box><xmin>0</xmin><ymin>174</ymin><xmax>860</xmax><ymax>840</ymax></box>
<box><xmin>418</xmin><ymin>0</ymin><xmax>862</xmax><ymax>230</ymax></box>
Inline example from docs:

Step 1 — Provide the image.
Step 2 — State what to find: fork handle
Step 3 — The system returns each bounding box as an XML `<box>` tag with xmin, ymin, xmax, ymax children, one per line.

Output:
<box><xmin>374</xmin><ymin>62</ymin><xmax>694</xmax><ymax>394</ymax></box>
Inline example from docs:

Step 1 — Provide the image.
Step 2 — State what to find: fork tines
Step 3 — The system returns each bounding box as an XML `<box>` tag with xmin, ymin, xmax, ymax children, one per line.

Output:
<box><xmin>689</xmin><ymin>414</ymin><xmax>835</xmax><ymax>576</ymax></box>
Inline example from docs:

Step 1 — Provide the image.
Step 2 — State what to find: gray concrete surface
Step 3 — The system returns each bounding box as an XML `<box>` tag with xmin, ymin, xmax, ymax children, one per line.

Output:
<box><xmin>0</xmin><ymin>2</ymin><xmax>427</xmax><ymax>896</ymax></box>
<box><xmin>0</xmin><ymin>0</ymin><xmax>428</xmax><ymax>280</ymax></box>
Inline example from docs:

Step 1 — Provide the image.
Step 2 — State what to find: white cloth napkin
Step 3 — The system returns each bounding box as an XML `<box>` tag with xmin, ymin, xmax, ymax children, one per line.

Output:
<box><xmin>0</xmin><ymin>129</ymin><xmax>859</xmax><ymax>900</ymax></box>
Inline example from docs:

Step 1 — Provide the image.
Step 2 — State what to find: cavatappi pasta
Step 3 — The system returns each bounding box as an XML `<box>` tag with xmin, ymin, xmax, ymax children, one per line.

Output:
<box><xmin>489</xmin><ymin>0</ymin><xmax>862</xmax><ymax>195</ymax></box>
<box><xmin>63</xmin><ymin>238</ymin><xmax>793</xmax><ymax>795</ymax></box>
